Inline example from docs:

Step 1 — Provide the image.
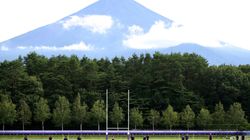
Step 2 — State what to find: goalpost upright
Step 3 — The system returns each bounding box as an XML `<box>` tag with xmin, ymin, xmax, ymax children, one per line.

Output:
<box><xmin>106</xmin><ymin>89</ymin><xmax>108</xmax><ymax>140</ymax></box>
<box><xmin>128</xmin><ymin>90</ymin><xmax>130</xmax><ymax>140</ymax></box>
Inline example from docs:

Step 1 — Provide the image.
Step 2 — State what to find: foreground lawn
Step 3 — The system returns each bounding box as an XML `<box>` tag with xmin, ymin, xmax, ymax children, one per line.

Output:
<box><xmin>0</xmin><ymin>135</ymin><xmax>245</xmax><ymax>140</ymax></box>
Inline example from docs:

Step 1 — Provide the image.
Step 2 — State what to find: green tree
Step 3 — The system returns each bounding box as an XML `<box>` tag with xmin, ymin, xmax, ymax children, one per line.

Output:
<box><xmin>180</xmin><ymin>105</ymin><xmax>195</xmax><ymax>129</ymax></box>
<box><xmin>227</xmin><ymin>102</ymin><xmax>248</xmax><ymax>129</ymax></box>
<box><xmin>147</xmin><ymin>109</ymin><xmax>160</xmax><ymax>130</ymax></box>
<box><xmin>197</xmin><ymin>108</ymin><xmax>212</xmax><ymax>129</ymax></box>
<box><xmin>2</xmin><ymin>53</ymin><xmax>250</xmax><ymax>130</ymax></box>
<box><xmin>52</xmin><ymin>96</ymin><xmax>71</xmax><ymax>130</ymax></box>
<box><xmin>91</xmin><ymin>100</ymin><xmax>105</xmax><ymax>130</ymax></box>
<box><xmin>41</xmin><ymin>73</ymin><xmax>73</xmax><ymax>104</ymax></box>
<box><xmin>18</xmin><ymin>76</ymin><xmax>44</xmax><ymax>100</ymax></box>
<box><xmin>24</xmin><ymin>52</ymin><xmax>48</xmax><ymax>76</ymax></box>
<box><xmin>110</xmin><ymin>102</ymin><xmax>124</xmax><ymax>130</ymax></box>
<box><xmin>130</xmin><ymin>108</ymin><xmax>143</xmax><ymax>129</ymax></box>
<box><xmin>212</xmin><ymin>102</ymin><xmax>226</xmax><ymax>129</ymax></box>
<box><xmin>162</xmin><ymin>105</ymin><xmax>178</xmax><ymax>130</ymax></box>
<box><xmin>18</xmin><ymin>100</ymin><xmax>32</xmax><ymax>130</ymax></box>
<box><xmin>34</xmin><ymin>97</ymin><xmax>50</xmax><ymax>130</ymax></box>
<box><xmin>81</xmin><ymin>60</ymin><xmax>99</xmax><ymax>91</ymax></box>
<box><xmin>0</xmin><ymin>95</ymin><xmax>16</xmax><ymax>130</ymax></box>
<box><xmin>0</xmin><ymin>59</ymin><xmax>27</xmax><ymax>103</ymax></box>
<box><xmin>72</xmin><ymin>93</ymin><xmax>88</xmax><ymax>130</ymax></box>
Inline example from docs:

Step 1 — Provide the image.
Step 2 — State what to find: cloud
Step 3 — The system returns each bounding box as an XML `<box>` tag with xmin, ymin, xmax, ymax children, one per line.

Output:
<box><xmin>123</xmin><ymin>20</ymin><xmax>223</xmax><ymax>49</ymax></box>
<box><xmin>128</xmin><ymin>25</ymin><xmax>144</xmax><ymax>35</ymax></box>
<box><xmin>61</xmin><ymin>41</ymin><xmax>94</xmax><ymax>51</ymax></box>
<box><xmin>0</xmin><ymin>46</ymin><xmax>9</xmax><ymax>51</ymax></box>
<box><xmin>136</xmin><ymin>0</ymin><xmax>250</xmax><ymax>50</ymax></box>
<box><xmin>62</xmin><ymin>15</ymin><xmax>114</xmax><ymax>34</ymax></box>
<box><xmin>17</xmin><ymin>41</ymin><xmax>94</xmax><ymax>51</ymax></box>
<box><xmin>17</xmin><ymin>46</ymin><xmax>26</xmax><ymax>50</ymax></box>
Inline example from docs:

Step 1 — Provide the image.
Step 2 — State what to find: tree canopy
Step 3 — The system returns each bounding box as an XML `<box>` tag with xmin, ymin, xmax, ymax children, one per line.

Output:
<box><xmin>130</xmin><ymin>108</ymin><xmax>143</xmax><ymax>129</ymax></box>
<box><xmin>162</xmin><ymin>105</ymin><xmax>178</xmax><ymax>129</ymax></box>
<box><xmin>0</xmin><ymin>52</ymin><xmax>249</xmax><ymax>130</ymax></box>
<box><xmin>52</xmin><ymin>96</ymin><xmax>71</xmax><ymax>130</ymax></box>
<box><xmin>110</xmin><ymin>102</ymin><xmax>124</xmax><ymax>129</ymax></box>
<box><xmin>180</xmin><ymin>105</ymin><xmax>195</xmax><ymax>129</ymax></box>
<box><xmin>148</xmin><ymin>109</ymin><xmax>160</xmax><ymax>130</ymax></box>
<box><xmin>91</xmin><ymin>100</ymin><xmax>105</xmax><ymax>130</ymax></box>
<box><xmin>72</xmin><ymin>93</ymin><xmax>88</xmax><ymax>130</ymax></box>
<box><xmin>18</xmin><ymin>100</ymin><xmax>32</xmax><ymax>130</ymax></box>
<box><xmin>34</xmin><ymin>97</ymin><xmax>50</xmax><ymax>130</ymax></box>
<box><xmin>0</xmin><ymin>95</ymin><xmax>16</xmax><ymax>130</ymax></box>
<box><xmin>197</xmin><ymin>108</ymin><xmax>212</xmax><ymax>129</ymax></box>
<box><xmin>227</xmin><ymin>102</ymin><xmax>248</xmax><ymax>129</ymax></box>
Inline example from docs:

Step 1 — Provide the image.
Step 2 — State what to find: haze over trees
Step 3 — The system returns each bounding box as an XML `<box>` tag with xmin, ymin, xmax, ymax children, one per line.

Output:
<box><xmin>0</xmin><ymin>52</ymin><xmax>249</xmax><ymax>130</ymax></box>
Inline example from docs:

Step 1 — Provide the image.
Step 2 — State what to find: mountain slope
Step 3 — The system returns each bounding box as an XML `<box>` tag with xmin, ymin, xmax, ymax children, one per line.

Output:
<box><xmin>0</xmin><ymin>0</ymin><xmax>171</xmax><ymax>47</ymax></box>
<box><xmin>0</xmin><ymin>0</ymin><xmax>250</xmax><ymax>65</ymax></box>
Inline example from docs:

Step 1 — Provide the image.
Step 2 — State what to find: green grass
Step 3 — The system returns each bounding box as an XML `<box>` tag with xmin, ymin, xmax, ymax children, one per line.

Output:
<box><xmin>0</xmin><ymin>135</ymin><xmax>248</xmax><ymax>140</ymax></box>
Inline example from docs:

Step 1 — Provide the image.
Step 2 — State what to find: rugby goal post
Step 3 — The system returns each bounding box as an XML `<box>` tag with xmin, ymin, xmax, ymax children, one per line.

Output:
<box><xmin>106</xmin><ymin>89</ymin><xmax>130</xmax><ymax>140</ymax></box>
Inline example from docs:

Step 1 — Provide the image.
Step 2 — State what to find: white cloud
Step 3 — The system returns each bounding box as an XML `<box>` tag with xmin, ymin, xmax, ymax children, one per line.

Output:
<box><xmin>0</xmin><ymin>46</ymin><xmax>9</xmax><ymax>51</ymax></box>
<box><xmin>136</xmin><ymin>0</ymin><xmax>250</xmax><ymax>50</ymax></box>
<box><xmin>17</xmin><ymin>46</ymin><xmax>27</xmax><ymax>50</ymax></box>
<box><xmin>128</xmin><ymin>25</ymin><xmax>144</xmax><ymax>35</ymax></box>
<box><xmin>17</xmin><ymin>41</ymin><xmax>94</xmax><ymax>51</ymax></box>
<box><xmin>62</xmin><ymin>15</ymin><xmax>114</xmax><ymax>34</ymax></box>
<box><xmin>123</xmin><ymin>20</ymin><xmax>224</xmax><ymax>49</ymax></box>
<box><xmin>61</xmin><ymin>41</ymin><xmax>94</xmax><ymax>51</ymax></box>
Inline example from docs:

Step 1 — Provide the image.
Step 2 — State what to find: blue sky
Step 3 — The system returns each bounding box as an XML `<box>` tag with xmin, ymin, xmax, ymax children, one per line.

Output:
<box><xmin>0</xmin><ymin>0</ymin><xmax>249</xmax><ymax>50</ymax></box>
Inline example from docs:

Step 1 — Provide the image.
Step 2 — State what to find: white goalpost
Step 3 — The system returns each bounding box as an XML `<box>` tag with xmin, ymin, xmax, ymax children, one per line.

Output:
<box><xmin>106</xmin><ymin>89</ymin><xmax>108</xmax><ymax>140</ymax></box>
<box><xmin>106</xmin><ymin>89</ymin><xmax>130</xmax><ymax>140</ymax></box>
<box><xmin>128</xmin><ymin>89</ymin><xmax>130</xmax><ymax>140</ymax></box>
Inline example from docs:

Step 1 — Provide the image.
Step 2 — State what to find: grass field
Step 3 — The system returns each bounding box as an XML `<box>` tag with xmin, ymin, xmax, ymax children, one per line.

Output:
<box><xmin>0</xmin><ymin>135</ymin><xmax>248</xmax><ymax>140</ymax></box>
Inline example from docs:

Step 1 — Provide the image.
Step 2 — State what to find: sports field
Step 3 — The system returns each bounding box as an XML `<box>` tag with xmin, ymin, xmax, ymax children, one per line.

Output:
<box><xmin>0</xmin><ymin>135</ymin><xmax>246</xmax><ymax>140</ymax></box>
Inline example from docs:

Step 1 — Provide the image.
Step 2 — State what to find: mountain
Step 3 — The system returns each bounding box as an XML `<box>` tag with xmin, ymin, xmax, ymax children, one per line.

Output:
<box><xmin>163</xmin><ymin>44</ymin><xmax>250</xmax><ymax>65</ymax></box>
<box><xmin>0</xmin><ymin>0</ymin><xmax>250</xmax><ymax>65</ymax></box>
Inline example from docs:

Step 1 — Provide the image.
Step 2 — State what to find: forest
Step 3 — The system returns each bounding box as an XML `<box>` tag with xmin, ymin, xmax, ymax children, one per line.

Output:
<box><xmin>0</xmin><ymin>52</ymin><xmax>249</xmax><ymax>130</ymax></box>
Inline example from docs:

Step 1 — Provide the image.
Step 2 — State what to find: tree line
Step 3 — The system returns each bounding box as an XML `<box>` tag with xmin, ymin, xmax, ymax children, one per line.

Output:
<box><xmin>0</xmin><ymin>94</ymin><xmax>248</xmax><ymax>130</ymax></box>
<box><xmin>0</xmin><ymin>52</ymin><xmax>249</xmax><ymax>130</ymax></box>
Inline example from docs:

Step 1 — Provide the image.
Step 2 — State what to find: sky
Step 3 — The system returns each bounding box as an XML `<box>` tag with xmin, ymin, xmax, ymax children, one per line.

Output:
<box><xmin>0</xmin><ymin>0</ymin><xmax>250</xmax><ymax>50</ymax></box>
